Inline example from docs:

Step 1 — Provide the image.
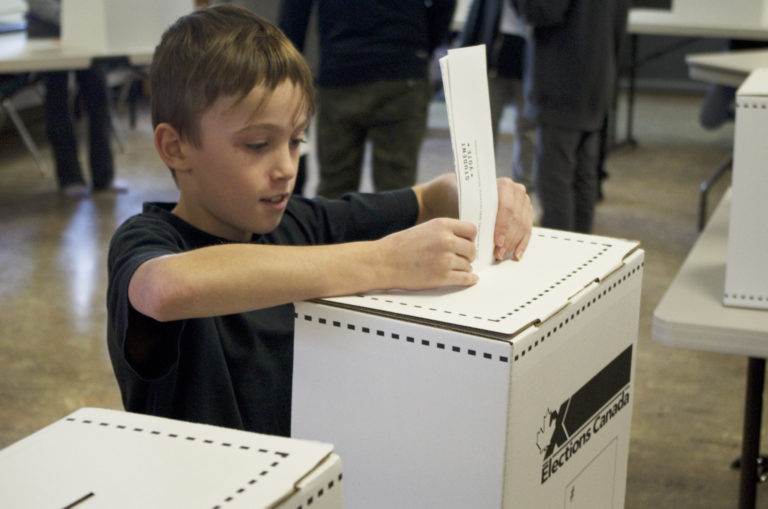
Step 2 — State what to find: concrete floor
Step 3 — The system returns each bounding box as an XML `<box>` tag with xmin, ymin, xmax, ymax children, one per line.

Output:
<box><xmin>0</xmin><ymin>89</ymin><xmax>764</xmax><ymax>508</ymax></box>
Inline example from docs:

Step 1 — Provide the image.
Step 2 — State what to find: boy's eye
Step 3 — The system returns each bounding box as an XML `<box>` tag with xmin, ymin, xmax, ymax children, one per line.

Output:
<box><xmin>246</xmin><ymin>142</ymin><xmax>268</xmax><ymax>151</ymax></box>
<box><xmin>291</xmin><ymin>137</ymin><xmax>307</xmax><ymax>148</ymax></box>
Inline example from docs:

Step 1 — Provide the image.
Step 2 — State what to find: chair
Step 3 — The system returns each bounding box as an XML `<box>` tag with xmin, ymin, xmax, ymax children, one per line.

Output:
<box><xmin>0</xmin><ymin>73</ymin><xmax>46</xmax><ymax>176</ymax></box>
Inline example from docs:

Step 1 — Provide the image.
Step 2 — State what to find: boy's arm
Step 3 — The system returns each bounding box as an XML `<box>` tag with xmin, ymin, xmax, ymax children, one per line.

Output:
<box><xmin>128</xmin><ymin>216</ymin><xmax>478</xmax><ymax>322</ymax></box>
<box><xmin>128</xmin><ymin>174</ymin><xmax>531</xmax><ymax>323</ymax></box>
<box><xmin>413</xmin><ymin>173</ymin><xmax>533</xmax><ymax>261</ymax></box>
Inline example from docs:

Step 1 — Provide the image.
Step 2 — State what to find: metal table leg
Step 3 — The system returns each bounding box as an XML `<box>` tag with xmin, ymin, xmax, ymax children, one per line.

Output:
<box><xmin>698</xmin><ymin>155</ymin><xmax>732</xmax><ymax>232</ymax></box>
<box><xmin>738</xmin><ymin>357</ymin><xmax>765</xmax><ymax>509</ymax></box>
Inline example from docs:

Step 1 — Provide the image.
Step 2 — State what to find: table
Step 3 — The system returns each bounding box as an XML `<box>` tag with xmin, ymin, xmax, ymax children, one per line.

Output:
<box><xmin>629</xmin><ymin>8</ymin><xmax>768</xmax><ymax>40</ymax></box>
<box><xmin>687</xmin><ymin>48</ymin><xmax>768</xmax><ymax>87</ymax></box>
<box><xmin>653</xmin><ymin>188</ymin><xmax>768</xmax><ymax>509</ymax></box>
<box><xmin>621</xmin><ymin>8</ymin><xmax>768</xmax><ymax>147</ymax></box>
<box><xmin>0</xmin><ymin>30</ymin><xmax>153</xmax><ymax>162</ymax></box>
<box><xmin>0</xmin><ymin>30</ymin><xmax>152</xmax><ymax>73</ymax></box>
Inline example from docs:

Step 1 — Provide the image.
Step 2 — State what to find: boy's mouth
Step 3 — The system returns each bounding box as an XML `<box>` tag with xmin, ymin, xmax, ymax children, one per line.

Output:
<box><xmin>261</xmin><ymin>193</ymin><xmax>289</xmax><ymax>208</ymax></box>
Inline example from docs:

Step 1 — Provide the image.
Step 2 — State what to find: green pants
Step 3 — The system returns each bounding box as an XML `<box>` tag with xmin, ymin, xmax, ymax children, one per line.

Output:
<box><xmin>316</xmin><ymin>79</ymin><xmax>432</xmax><ymax>198</ymax></box>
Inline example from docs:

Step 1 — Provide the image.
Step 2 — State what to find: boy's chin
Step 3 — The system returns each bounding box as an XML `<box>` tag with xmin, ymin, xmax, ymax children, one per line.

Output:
<box><xmin>252</xmin><ymin>213</ymin><xmax>286</xmax><ymax>235</ymax></box>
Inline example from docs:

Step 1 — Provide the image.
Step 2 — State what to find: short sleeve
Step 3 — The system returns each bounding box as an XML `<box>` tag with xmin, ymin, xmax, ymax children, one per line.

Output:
<box><xmin>106</xmin><ymin>213</ymin><xmax>185</xmax><ymax>383</ymax></box>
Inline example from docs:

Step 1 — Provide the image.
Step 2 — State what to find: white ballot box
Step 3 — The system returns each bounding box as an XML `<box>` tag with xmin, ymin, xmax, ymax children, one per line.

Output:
<box><xmin>61</xmin><ymin>0</ymin><xmax>193</xmax><ymax>54</ymax></box>
<box><xmin>293</xmin><ymin>228</ymin><xmax>644</xmax><ymax>509</ymax></box>
<box><xmin>725</xmin><ymin>69</ymin><xmax>768</xmax><ymax>310</ymax></box>
<box><xmin>0</xmin><ymin>407</ymin><xmax>342</xmax><ymax>509</ymax></box>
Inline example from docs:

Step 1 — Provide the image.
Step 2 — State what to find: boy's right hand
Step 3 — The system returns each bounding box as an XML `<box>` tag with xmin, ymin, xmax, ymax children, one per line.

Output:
<box><xmin>377</xmin><ymin>218</ymin><xmax>479</xmax><ymax>290</ymax></box>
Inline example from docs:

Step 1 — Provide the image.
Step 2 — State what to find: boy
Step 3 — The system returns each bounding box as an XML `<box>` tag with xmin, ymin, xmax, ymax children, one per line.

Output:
<box><xmin>107</xmin><ymin>5</ymin><xmax>532</xmax><ymax>437</ymax></box>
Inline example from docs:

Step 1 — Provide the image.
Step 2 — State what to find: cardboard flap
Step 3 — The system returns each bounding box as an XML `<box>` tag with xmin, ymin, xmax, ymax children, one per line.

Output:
<box><xmin>318</xmin><ymin>228</ymin><xmax>639</xmax><ymax>339</ymax></box>
<box><xmin>0</xmin><ymin>408</ymin><xmax>336</xmax><ymax>508</ymax></box>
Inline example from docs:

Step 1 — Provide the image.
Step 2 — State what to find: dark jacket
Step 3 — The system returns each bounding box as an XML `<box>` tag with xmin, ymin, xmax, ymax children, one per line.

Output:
<box><xmin>279</xmin><ymin>0</ymin><xmax>456</xmax><ymax>87</ymax></box>
<box><xmin>511</xmin><ymin>0</ymin><xmax>628</xmax><ymax>131</ymax></box>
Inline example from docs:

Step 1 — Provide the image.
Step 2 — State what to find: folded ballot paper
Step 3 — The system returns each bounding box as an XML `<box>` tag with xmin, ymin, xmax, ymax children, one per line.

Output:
<box><xmin>439</xmin><ymin>44</ymin><xmax>499</xmax><ymax>270</ymax></box>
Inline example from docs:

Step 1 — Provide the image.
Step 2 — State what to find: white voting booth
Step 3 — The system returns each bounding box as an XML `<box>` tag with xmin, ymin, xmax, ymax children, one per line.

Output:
<box><xmin>60</xmin><ymin>0</ymin><xmax>193</xmax><ymax>53</ymax></box>
<box><xmin>0</xmin><ymin>408</ymin><xmax>343</xmax><ymax>509</ymax></box>
<box><xmin>292</xmin><ymin>46</ymin><xmax>644</xmax><ymax>508</ymax></box>
<box><xmin>724</xmin><ymin>68</ymin><xmax>768</xmax><ymax>310</ymax></box>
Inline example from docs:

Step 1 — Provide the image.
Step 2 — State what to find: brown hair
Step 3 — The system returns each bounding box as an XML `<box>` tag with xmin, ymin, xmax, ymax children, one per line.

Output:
<box><xmin>150</xmin><ymin>4</ymin><xmax>314</xmax><ymax>147</ymax></box>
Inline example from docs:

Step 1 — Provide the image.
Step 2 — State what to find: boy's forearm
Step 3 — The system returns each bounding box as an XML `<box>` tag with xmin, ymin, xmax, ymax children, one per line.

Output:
<box><xmin>128</xmin><ymin>214</ymin><xmax>484</xmax><ymax>322</ymax></box>
<box><xmin>128</xmin><ymin>242</ymin><xmax>388</xmax><ymax>322</ymax></box>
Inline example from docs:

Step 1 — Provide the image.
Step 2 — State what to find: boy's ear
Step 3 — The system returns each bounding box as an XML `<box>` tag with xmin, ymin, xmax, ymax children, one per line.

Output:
<box><xmin>154</xmin><ymin>123</ymin><xmax>192</xmax><ymax>172</ymax></box>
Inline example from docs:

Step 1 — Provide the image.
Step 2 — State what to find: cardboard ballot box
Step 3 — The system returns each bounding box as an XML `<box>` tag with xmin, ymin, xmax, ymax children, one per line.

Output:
<box><xmin>292</xmin><ymin>228</ymin><xmax>643</xmax><ymax>509</ymax></box>
<box><xmin>0</xmin><ymin>407</ymin><xmax>342</xmax><ymax>509</ymax></box>
<box><xmin>725</xmin><ymin>68</ymin><xmax>768</xmax><ymax>310</ymax></box>
<box><xmin>61</xmin><ymin>0</ymin><xmax>193</xmax><ymax>54</ymax></box>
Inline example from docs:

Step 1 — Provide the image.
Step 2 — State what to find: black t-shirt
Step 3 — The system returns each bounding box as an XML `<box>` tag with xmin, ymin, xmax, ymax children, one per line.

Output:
<box><xmin>107</xmin><ymin>190</ymin><xmax>418</xmax><ymax>436</ymax></box>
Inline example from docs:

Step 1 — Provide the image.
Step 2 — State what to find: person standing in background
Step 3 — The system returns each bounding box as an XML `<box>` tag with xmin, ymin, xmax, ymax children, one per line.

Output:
<box><xmin>511</xmin><ymin>0</ymin><xmax>628</xmax><ymax>233</ymax></box>
<box><xmin>278</xmin><ymin>0</ymin><xmax>457</xmax><ymax>198</ymax></box>
<box><xmin>26</xmin><ymin>0</ymin><xmax>124</xmax><ymax>197</ymax></box>
<box><xmin>459</xmin><ymin>0</ymin><xmax>535</xmax><ymax>195</ymax></box>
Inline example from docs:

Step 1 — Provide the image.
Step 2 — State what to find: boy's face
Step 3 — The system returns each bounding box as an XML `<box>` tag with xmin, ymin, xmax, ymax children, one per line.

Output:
<box><xmin>174</xmin><ymin>80</ymin><xmax>308</xmax><ymax>241</ymax></box>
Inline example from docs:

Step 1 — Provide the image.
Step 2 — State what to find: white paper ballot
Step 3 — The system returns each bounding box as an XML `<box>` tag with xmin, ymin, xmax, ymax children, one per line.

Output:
<box><xmin>439</xmin><ymin>44</ymin><xmax>498</xmax><ymax>270</ymax></box>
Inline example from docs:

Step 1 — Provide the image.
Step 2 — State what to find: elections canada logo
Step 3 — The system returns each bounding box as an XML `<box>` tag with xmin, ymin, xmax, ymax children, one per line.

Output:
<box><xmin>538</xmin><ymin>346</ymin><xmax>633</xmax><ymax>484</ymax></box>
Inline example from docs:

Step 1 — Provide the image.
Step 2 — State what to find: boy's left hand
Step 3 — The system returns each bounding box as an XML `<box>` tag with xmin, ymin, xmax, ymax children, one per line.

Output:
<box><xmin>493</xmin><ymin>178</ymin><xmax>533</xmax><ymax>261</ymax></box>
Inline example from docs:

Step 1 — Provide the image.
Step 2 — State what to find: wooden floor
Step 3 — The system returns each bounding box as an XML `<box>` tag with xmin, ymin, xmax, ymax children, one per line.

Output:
<box><xmin>1</xmin><ymin>90</ymin><xmax>765</xmax><ymax>508</ymax></box>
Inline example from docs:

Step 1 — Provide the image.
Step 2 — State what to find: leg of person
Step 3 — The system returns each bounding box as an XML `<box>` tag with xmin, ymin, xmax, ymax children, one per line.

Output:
<box><xmin>596</xmin><ymin>115</ymin><xmax>609</xmax><ymax>201</ymax></box>
<box><xmin>488</xmin><ymin>73</ymin><xmax>511</xmax><ymax>144</ymax></box>
<box><xmin>315</xmin><ymin>85</ymin><xmax>368</xmax><ymax>198</ymax></box>
<box><xmin>490</xmin><ymin>74</ymin><xmax>531</xmax><ymax>185</ymax></box>
<box><xmin>510</xmin><ymin>77</ymin><xmax>536</xmax><ymax>192</ymax></box>
<box><xmin>44</xmin><ymin>71</ymin><xmax>86</xmax><ymax>192</ymax></box>
<box><xmin>368</xmin><ymin>79</ymin><xmax>431</xmax><ymax>191</ymax></box>
<box><xmin>77</xmin><ymin>62</ymin><xmax>116</xmax><ymax>190</ymax></box>
<box><xmin>535</xmin><ymin>124</ymin><xmax>579</xmax><ymax>232</ymax></box>
<box><xmin>573</xmin><ymin>129</ymin><xmax>601</xmax><ymax>234</ymax></box>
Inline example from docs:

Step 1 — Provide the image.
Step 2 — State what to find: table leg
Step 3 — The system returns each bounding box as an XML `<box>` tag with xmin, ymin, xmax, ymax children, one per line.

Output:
<box><xmin>698</xmin><ymin>155</ymin><xmax>732</xmax><ymax>232</ymax></box>
<box><xmin>615</xmin><ymin>34</ymin><xmax>702</xmax><ymax>151</ymax></box>
<box><xmin>739</xmin><ymin>357</ymin><xmax>766</xmax><ymax>509</ymax></box>
<box><xmin>625</xmin><ymin>34</ymin><xmax>638</xmax><ymax>148</ymax></box>
<box><xmin>612</xmin><ymin>34</ymin><xmax>639</xmax><ymax>150</ymax></box>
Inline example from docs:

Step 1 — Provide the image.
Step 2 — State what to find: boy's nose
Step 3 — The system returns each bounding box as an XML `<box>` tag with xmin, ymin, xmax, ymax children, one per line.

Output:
<box><xmin>271</xmin><ymin>144</ymin><xmax>298</xmax><ymax>180</ymax></box>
